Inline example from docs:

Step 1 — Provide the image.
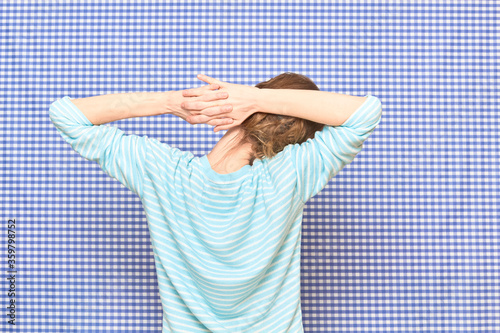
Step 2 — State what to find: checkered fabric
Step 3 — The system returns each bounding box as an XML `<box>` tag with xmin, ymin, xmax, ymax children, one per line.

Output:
<box><xmin>0</xmin><ymin>1</ymin><xmax>498</xmax><ymax>332</ymax></box>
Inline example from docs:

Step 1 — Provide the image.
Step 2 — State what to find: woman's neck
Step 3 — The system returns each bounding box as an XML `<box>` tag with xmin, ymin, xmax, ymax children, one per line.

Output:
<box><xmin>207</xmin><ymin>126</ymin><xmax>254</xmax><ymax>174</ymax></box>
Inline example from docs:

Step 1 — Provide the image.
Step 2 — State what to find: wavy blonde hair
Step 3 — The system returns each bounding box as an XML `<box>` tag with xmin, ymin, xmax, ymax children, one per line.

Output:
<box><xmin>241</xmin><ymin>72</ymin><xmax>325</xmax><ymax>165</ymax></box>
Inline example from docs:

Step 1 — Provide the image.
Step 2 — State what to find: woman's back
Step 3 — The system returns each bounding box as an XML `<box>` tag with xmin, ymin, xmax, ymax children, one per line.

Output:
<box><xmin>143</xmin><ymin>141</ymin><xmax>305</xmax><ymax>331</ymax></box>
<box><xmin>131</xmin><ymin>94</ymin><xmax>381</xmax><ymax>332</ymax></box>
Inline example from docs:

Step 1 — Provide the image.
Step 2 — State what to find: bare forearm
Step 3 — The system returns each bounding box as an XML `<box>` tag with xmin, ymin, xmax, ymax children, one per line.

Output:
<box><xmin>256</xmin><ymin>89</ymin><xmax>368</xmax><ymax>126</ymax></box>
<box><xmin>70</xmin><ymin>91</ymin><xmax>184</xmax><ymax>125</ymax></box>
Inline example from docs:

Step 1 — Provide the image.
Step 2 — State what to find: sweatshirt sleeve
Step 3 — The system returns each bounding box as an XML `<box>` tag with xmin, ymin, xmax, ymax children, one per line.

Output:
<box><xmin>49</xmin><ymin>96</ymin><xmax>149</xmax><ymax>199</ymax></box>
<box><xmin>285</xmin><ymin>94</ymin><xmax>382</xmax><ymax>203</ymax></box>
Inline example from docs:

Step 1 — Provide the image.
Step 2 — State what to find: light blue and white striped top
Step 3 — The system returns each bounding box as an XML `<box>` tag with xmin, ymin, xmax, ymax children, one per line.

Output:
<box><xmin>49</xmin><ymin>94</ymin><xmax>382</xmax><ymax>332</ymax></box>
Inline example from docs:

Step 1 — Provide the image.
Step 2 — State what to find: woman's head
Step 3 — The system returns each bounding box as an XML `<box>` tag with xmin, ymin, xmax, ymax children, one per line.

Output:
<box><xmin>240</xmin><ymin>72</ymin><xmax>325</xmax><ymax>165</ymax></box>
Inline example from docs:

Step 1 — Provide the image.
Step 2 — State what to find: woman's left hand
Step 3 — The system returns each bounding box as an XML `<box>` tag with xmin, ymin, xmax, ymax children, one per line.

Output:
<box><xmin>178</xmin><ymin>82</ymin><xmax>234</xmax><ymax>128</ymax></box>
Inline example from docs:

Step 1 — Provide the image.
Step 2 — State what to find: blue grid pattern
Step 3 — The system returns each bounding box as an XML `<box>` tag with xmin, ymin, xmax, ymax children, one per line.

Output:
<box><xmin>1</xmin><ymin>1</ymin><xmax>499</xmax><ymax>332</ymax></box>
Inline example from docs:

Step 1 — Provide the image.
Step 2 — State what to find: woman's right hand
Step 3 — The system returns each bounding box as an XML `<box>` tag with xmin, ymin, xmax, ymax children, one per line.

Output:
<box><xmin>181</xmin><ymin>74</ymin><xmax>261</xmax><ymax>132</ymax></box>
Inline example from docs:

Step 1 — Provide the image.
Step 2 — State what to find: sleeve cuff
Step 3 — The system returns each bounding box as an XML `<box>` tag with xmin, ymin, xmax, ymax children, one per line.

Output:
<box><xmin>55</xmin><ymin>96</ymin><xmax>94</xmax><ymax>126</ymax></box>
<box><xmin>341</xmin><ymin>94</ymin><xmax>381</xmax><ymax>129</ymax></box>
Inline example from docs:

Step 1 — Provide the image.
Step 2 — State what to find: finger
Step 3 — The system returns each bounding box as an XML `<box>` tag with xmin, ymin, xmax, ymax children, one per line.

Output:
<box><xmin>206</xmin><ymin>106</ymin><xmax>233</xmax><ymax>117</ymax></box>
<box><xmin>201</xmin><ymin>91</ymin><xmax>229</xmax><ymax>102</ymax></box>
<box><xmin>213</xmin><ymin>123</ymin><xmax>233</xmax><ymax>133</ymax></box>
<box><xmin>213</xmin><ymin>119</ymin><xmax>239</xmax><ymax>132</ymax></box>
<box><xmin>202</xmin><ymin>83</ymin><xmax>220</xmax><ymax>91</ymax></box>
<box><xmin>182</xmin><ymin>83</ymin><xmax>219</xmax><ymax>97</ymax></box>
<box><xmin>182</xmin><ymin>100</ymin><xmax>232</xmax><ymax>112</ymax></box>
<box><xmin>182</xmin><ymin>89</ymin><xmax>197</xmax><ymax>97</ymax></box>
<box><xmin>208</xmin><ymin>117</ymin><xmax>234</xmax><ymax>127</ymax></box>
<box><xmin>186</xmin><ymin>114</ymin><xmax>210</xmax><ymax>124</ymax></box>
<box><xmin>197</xmin><ymin>74</ymin><xmax>222</xmax><ymax>86</ymax></box>
<box><xmin>181</xmin><ymin>101</ymin><xmax>206</xmax><ymax>111</ymax></box>
<box><xmin>186</xmin><ymin>114</ymin><xmax>233</xmax><ymax>127</ymax></box>
<box><xmin>182</xmin><ymin>88</ymin><xmax>206</xmax><ymax>97</ymax></box>
<box><xmin>213</xmin><ymin>125</ymin><xmax>226</xmax><ymax>133</ymax></box>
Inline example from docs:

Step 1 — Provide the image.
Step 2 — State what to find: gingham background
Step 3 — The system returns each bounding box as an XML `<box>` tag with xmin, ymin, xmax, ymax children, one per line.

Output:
<box><xmin>1</xmin><ymin>1</ymin><xmax>498</xmax><ymax>332</ymax></box>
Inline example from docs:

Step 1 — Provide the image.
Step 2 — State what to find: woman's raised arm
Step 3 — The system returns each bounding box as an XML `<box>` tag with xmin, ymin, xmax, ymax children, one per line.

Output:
<box><xmin>70</xmin><ymin>86</ymin><xmax>233</xmax><ymax>126</ymax></box>
<box><xmin>185</xmin><ymin>74</ymin><xmax>370</xmax><ymax>132</ymax></box>
<box><xmin>256</xmin><ymin>88</ymin><xmax>368</xmax><ymax>126</ymax></box>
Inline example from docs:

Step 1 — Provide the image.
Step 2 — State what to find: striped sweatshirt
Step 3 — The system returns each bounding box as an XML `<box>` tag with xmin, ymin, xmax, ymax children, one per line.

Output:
<box><xmin>49</xmin><ymin>94</ymin><xmax>382</xmax><ymax>333</ymax></box>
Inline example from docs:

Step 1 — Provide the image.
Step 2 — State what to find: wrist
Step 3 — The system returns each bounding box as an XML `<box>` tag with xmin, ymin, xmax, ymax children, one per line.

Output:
<box><xmin>250</xmin><ymin>86</ymin><xmax>263</xmax><ymax>115</ymax></box>
<box><xmin>122</xmin><ymin>91</ymin><xmax>171</xmax><ymax>119</ymax></box>
<box><xmin>255</xmin><ymin>88</ymin><xmax>286</xmax><ymax>116</ymax></box>
<box><xmin>164</xmin><ymin>90</ymin><xmax>188</xmax><ymax>119</ymax></box>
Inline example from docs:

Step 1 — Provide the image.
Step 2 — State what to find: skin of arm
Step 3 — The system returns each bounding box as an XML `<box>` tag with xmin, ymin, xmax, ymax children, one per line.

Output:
<box><xmin>70</xmin><ymin>88</ymin><xmax>233</xmax><ymax>126</ymax></box>
<box><xmin>256</xmin><ymin>89</ymin><xmax>368</xmax><ymax>126</ymax></box>
<box><xmin>185</xmin><ymin>74</ymin><xmax>368</xmax><ymax>132</ymax></box>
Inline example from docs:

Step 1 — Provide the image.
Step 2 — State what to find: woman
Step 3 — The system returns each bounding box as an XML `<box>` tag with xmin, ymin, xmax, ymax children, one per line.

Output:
<box><xmin>49</xmin><ymin>72</ymin><xmax>382</xmax><ymax>332</ymax></box>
